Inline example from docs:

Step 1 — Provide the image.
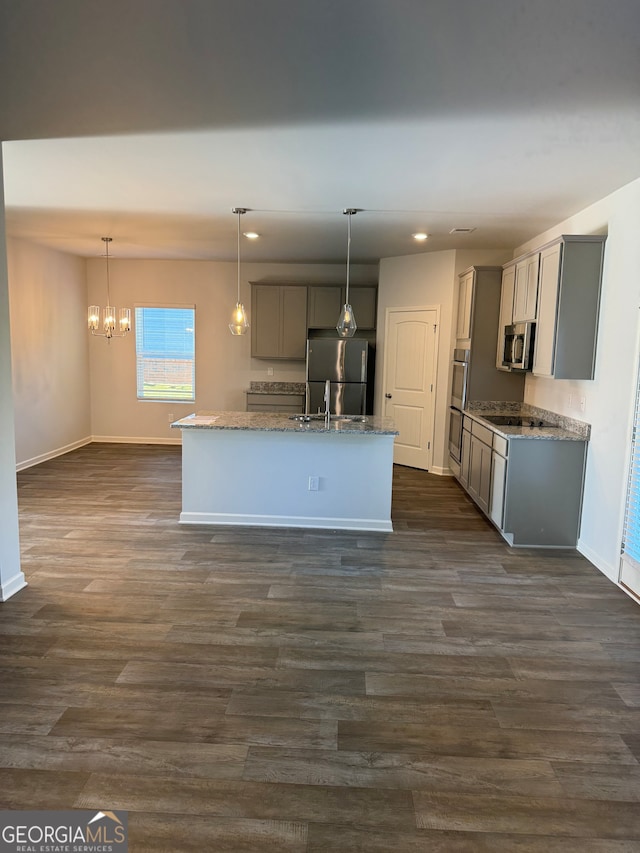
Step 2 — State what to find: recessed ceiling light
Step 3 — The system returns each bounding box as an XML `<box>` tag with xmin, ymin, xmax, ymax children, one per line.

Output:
<box><xmin>412</xmin><ymin>232</ymin><xmax>429</xmax><ymax>241</ymax></box>
<box><xmin>243</xmin><ymin>231</ymin><xmax>260</xmax><ymax>239</ymax></box>
<box><xmin>449</xmin><ymin>227</ymin><xmax>476</xmax><ymax>234</ymax></box>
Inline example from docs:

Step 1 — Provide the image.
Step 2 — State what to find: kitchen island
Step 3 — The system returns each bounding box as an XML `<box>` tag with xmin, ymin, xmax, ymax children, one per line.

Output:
<box><xmin>171</xmin><ymin>411</ymin><xmax>398</xmax><ymax>532</ymax></box>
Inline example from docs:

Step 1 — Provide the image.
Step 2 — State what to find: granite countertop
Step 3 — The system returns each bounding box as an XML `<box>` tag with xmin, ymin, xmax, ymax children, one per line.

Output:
<box><xmin>246</xmin><ymin>382</ymin><xmax>306</xmax><ymax>396</ymax></box>
<box><xmin>464</xmin><ymin>402</ymin><xmax>590</xmax><ymax>442</ymax></box>
<box><xmin>172</xmin><ymin>411</ymin><xmax>398</xmax><ymax>436</ymax></box>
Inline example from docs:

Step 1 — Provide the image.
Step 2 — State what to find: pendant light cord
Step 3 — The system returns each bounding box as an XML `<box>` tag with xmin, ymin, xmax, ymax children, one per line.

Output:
<box><xmin>345</xmin><ymin>211</ymin><xmax>351</xmax><ymax>305</ymax></box>
<box><xmin>237</xmin><ymin>210</ymin><xmax>241</xmax><ymax>303</ymax></box>
<box><xmin>103</xmin><ymin>237</ymin><xmax>112</xmax><ymax>305</ymax></box>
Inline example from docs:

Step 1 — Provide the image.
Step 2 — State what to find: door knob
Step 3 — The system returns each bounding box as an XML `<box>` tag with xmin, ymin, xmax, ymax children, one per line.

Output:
<box><xmin>385</xmin><ymin>393</ymin><xmax>392</xmax><ymax>399</ymax></box>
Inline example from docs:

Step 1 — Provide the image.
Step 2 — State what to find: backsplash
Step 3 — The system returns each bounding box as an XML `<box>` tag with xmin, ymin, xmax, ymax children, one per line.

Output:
<box><xmin>249</xmin><ymin>381</ymin><xmax>306</xmax><ymax>395</ymax></box>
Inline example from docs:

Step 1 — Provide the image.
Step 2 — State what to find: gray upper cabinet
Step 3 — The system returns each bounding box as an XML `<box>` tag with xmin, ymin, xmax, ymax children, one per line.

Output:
<box><xmin>347</xmin><ymin>285</ymin><xmax>377</xmax><ymax>330</ymax></box>
<box><xmin>512</xmin><ymin>253</ymin><xmax>540</xmax><ymax>322</ymax></box>
<box><xmin>496</xmin><ymin>265</ymin><xmax>516</xmax><ymax>370</ymax></box>
<box><xmin>456</xmin><ymin>269</ymin><xmax>474</xmax><ymax>343</ymax></box>
<box><xmin>456</xmin><ymin>266</ymin><xmax>525</xmax><ymax>403</ymax></box>
<box><xmin>251</xmin><ymin>284</ymin><xmax>308</xmax><ymax>360</ymax></box>
<box><xmin>307</xmin><ymin>285</ymin><xmax>377</xmax><ymax>330</ymax></box>
<box><xmin>532</xmin><ymin>235</ymin><xmax>606</xmax><ymax>380</ymax></box>
<box><xmin>307</xmin><ymin>286</ymin><xmax>342</xmax><ymax>328</ymax></box>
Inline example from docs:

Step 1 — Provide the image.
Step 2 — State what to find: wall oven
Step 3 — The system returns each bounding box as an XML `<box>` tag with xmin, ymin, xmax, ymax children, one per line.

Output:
<box><xmin>451</xmin><ymin>348</ymin><xmax>469</xmax><ymax>411</ymax></box>
<box><xmin>449</xmin><ymin>349</ymin><xmax>469</xmax><ymax>464</ymax></box>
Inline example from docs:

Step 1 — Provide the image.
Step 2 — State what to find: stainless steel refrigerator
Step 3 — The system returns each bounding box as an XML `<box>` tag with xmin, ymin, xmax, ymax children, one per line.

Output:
<box><xmin>306</xmin><ymin>339</ymin><xmax>372</xmax><ymax>415</ymax></box>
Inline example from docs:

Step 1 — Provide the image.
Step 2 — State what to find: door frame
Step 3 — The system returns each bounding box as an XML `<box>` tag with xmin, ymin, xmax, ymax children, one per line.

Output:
<box><xmin>381</xmin><ymin>305</ymin><xmax>440</xmax><ymax>472</ymax></box>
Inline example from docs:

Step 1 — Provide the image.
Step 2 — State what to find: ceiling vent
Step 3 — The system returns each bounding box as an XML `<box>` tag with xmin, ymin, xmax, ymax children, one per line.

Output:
<box><xmin>449</xmin><ymin>227</ymin><xmax>476</xmax><ymax>234</ymax></box>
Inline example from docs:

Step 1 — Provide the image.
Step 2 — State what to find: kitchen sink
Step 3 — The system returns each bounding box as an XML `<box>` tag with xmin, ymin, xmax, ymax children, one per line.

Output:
<box><xmin>481</xmin><ymin>414</ymin><xmax>558</xmax><ymax>428</ymax></box>
<box><xmin>289</xmin><ymin>414</ymin><xmax>367</xmax><ymax>423</ymax></box>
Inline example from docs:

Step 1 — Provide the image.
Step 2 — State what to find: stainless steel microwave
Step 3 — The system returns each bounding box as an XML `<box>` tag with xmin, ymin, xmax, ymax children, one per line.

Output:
<box><xmin>503</xmin><ymin>321</ymin><xmax>535</xmax><ymax>371</ymax></box>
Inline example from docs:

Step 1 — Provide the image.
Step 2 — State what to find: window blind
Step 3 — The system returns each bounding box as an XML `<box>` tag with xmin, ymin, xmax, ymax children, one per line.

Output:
<box><xmin>135</xmin><ymin>306</ymin><xmax>195</xmax><ymax>401</ymax></box>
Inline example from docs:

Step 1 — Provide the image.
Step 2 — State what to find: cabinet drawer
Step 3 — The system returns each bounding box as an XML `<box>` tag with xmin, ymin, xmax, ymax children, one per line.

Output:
<box><xmin>463</xmin><ymin>416</ymin><xmax>473</xmax><ymax>432</ymax></box>
<box><xmin>493</xmin><ymin>435</ymin><xmax>508</xmax><ymax>457</ymax></box>
<box><xmin>471</xmin><ymin>421</ymin><xmax>493</xmax><ymax>447</ymax></box>
<box><xmin>246</xmin><ymin>393</ymin><xmax>304</xmax><ymax>413</ymax></box>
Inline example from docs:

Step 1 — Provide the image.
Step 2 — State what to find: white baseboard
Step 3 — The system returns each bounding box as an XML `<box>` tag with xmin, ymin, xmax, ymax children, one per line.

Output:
<box><xmin>16</xmin><ymin>435</ymin><xmax>181</xmax><ymax>471</ymax></box>
<box><xmin>91</xmin><ymin>435</ymin><xmax>182</xmax><ymax>445</ymax></box>
<box><xmin>430</xmin><ymin>465</ymin><xmax>453</xmax><ymax>477</ymax></box>
<box><xmin>180</xmin><ymin>511</ymin><xmax>393</xmax><ymax>533</ymax></box>
<box><xmin>577</xmin><ymin>539</ymin><xmax>618</xmax><ymax>583</ymax></box>
<box><xmin>16</xmin><ymin>436</ymin><xmax>93</xmax><ymax>471</ymax></box>
<box><xmin>0</xmin><ymin>572</ymin><xmax>28</xmax><ymax>601</ymax></box>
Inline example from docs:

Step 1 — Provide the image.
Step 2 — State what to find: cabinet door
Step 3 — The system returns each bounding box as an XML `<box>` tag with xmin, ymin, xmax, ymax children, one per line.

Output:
<box><xmin>460</xmin><ymin>428</ymin><xmax>471</xmax><ymax>489</ymax></box>
<box><xmin>251</xmin><ymin>285</ymin><xmax>307</xmax><ymax>360</ymax></box>
<box><xmin>524</xmin><ymin>254</ymin><xmax>540</xmax><ymax>320</ymax></box>
<box><xmin>347</xmin><ymin>286</ymin><xmax>378</xmax><ymax>330</ymax></box>
<box><xmin>496</xmin><ymin>266</ymin><xmax>515</xmax><ymax>369</ymax></box>
<box><xmin>456</xmin><ymin>271</ymin><xmax>474</xmax><ymax>341</ymax></box>
<box><xmin>490</xmin><ymin>451</ymin><xmax>507</xmax><ymax>529</ymax></box>
<box><xmin>513</xmin><ymin>254</ymin><xmax>539</xmax><ymax>322</ymax></box>
<box><xmin>308</xmin><ymin>286</ymin><xmax>342</xmax><ymax>328</ymax></box>
<box><xmin>469</xmin><ymin>435</ymin><xmax>492</xmax><ymax>514</ymax></box>
<box><xmin>280</xmin><ymin>286</ymin><xmax>308</xmax><ymax>359</ymax></box>
<box><xmin>251</xmin><ymin>285</ymin><xmax>281</xmax><ymax>358</ymax></box>
<box><xmin>532</xmin><ymin>243</ymin><xmax>562</xmax><ymax>377</ymax></box>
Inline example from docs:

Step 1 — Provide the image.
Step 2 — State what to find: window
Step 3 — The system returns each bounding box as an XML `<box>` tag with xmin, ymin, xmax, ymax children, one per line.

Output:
<box><xmin>135</xmin><ymin>306</ymin><xmax>195</xmax><ymax>401</ymax></box>
<box><xmin>621</xmin><ymin>357</ymin><xmax>640</xmax><ymax>599</ymax></box>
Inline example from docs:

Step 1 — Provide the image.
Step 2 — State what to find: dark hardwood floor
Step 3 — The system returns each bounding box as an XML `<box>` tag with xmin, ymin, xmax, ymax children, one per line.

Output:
<box><xmin>2</xmin><ymin>442</ymin><xmax>640</xmax><ymax>851</ymax></box>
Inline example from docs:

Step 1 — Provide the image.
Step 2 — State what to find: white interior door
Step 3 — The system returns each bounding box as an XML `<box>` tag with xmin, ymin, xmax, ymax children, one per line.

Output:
<box><xmin>383</xmin><ymin>308</ymin><xmax>438</xmax><ymax>469</ymax></box>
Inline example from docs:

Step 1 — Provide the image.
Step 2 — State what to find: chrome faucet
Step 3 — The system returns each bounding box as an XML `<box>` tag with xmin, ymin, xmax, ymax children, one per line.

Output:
<box><xmin>324</xmin><ymin>379</ymin><xmax>331</xmax><ymax>426</ymax></box>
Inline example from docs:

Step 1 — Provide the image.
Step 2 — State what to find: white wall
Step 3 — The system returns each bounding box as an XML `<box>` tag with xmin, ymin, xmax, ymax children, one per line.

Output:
<box><xmin>0</xmin><ymin>154</ymin><xmax>26</xmax><ymax>600</ymax></box>
<box><xmin>8</xmin><ymin>237</ymin><xmax>91</xmax><ymax>468</ymax></box>
<box><xmin>376</xmin><ymin>248</ymin><xmax>510</xmax><ymax>474</ymax></box>
<box><xmin>87</xmin><ymin>258</ymin><xmax>377</xmax><ymax>441</ymax></box>
<box><xmin>514</xmin><ymin>178</ymin><xmax>640</xmax><ymax>581</ymax></box>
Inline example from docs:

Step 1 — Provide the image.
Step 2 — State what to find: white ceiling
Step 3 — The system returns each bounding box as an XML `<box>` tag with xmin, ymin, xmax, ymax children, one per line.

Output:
<box><xmin>1</xmin><ymin>0</ymin><xmax>639</xmax><ymax>263</ymax></box>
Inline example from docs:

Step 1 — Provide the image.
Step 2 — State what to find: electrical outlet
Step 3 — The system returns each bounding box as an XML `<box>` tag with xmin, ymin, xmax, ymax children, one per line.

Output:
<box><xmin>308</xmin><ymin>476</ymin><xmax>319</xmax><ymax>491</ymax></box>
<box><xmin>168</xmin><ymin>412</ymin><xmax>174</xmax><ymax>423</ymax></box>
<box><xmin>267</xmin><ymin>367</ymin><xmax>274</xmax><ymax>376</ymax></box>
<box><xmin>579</xmin><ymin>396</ymin><xmax>586</xmax><ymax>412</ymax></box>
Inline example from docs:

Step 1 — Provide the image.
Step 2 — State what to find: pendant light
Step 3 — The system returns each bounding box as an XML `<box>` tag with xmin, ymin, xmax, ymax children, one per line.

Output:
<box><xmin>229</xmin><ymin>207</ymin><xmax>250</xmax><ymax>335</ymax></box>
<box><xmin>88</xmin><ymin>237</ymin><xmax>131</xmax><ymax>339</ymax></box>
<box><xmin>336</xmin><ymin>208</ymin><xmax>358</xmax><ymax>338</ymax></box>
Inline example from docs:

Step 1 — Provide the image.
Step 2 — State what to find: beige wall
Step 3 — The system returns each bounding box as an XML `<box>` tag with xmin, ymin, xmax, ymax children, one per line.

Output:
<box><xmin>87</xmin><ymin>258</ymin><xmax>377</xmax><ymax>440</ymax></box>
<box><xmin>514</xmin><ymin>178</ymin><xmax>640</xmax><ymax>580</ymax></box>
<box><xmin>376</xmin><ymin>248</ymin><xmax>510</xmax><ymax>474</ymax></box>
<box><xmin>8</xmin><ymin>237</ymin><xmax>91</xmax><ymax>468</ymax></box>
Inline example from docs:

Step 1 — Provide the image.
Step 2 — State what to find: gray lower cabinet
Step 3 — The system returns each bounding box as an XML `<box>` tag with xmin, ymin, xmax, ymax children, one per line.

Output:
<box><xmin>468</xmin><ymin>434</ymin><xmax>492</xmax><ymax>514</ymax></box>
<box><xmin>246</xmin><ymin>393</ymin><xmax>305</xmax><ymax>413</ymax></box>
<box><xmin>499</xmin><ymin>438</ymin><xmax>587</xmax><ymax>546</ymax></box>
<box><xmin>455</xmin><ymin>419</ymin><xmax>587</xmax><ymax>547</ymax></box>
<box><xmin>459</xmin><ymin>419</ymin><xmax>472</xmax><ymax>489</ymax></box>
<box><xmin>489</xmin><ymin>447</ymin><xmax>507</xmax><ymax>529</ymax></box>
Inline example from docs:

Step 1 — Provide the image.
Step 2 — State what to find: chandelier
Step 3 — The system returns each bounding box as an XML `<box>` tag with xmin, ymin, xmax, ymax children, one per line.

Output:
<box><xmin>88</xmin><ymin>237</ymin><xmax>131</xmax><ymax>339</ymax></box>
